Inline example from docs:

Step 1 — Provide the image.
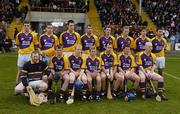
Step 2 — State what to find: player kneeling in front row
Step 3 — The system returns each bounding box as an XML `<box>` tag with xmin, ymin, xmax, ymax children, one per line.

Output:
<box><xmin>86</xmin><ymin>46</ymin><xmax>101</xmax><ymax>101</ymax></box>
<box><xmin>138</xmin><ymin>42</ymin><xmax>168</xmax><ymax>101</ymax></box>
<box><xmin>68</xmin><ymin>44</ymin><xmax>88</xmax><ymax>102</ymax></box>
<box><xmin>14</xmin><ymin>51</ymin><xmax>48</xmax><ymax>101</ymax></box>
<box><xmin>117</xmin><ymin>45</ymin><xmax>140</xmax><ymax>100</ymax></box>
<box><xmin>49</xmin><ymin>45</ymin><xmax>70</xmax><ymax>103</ymax></box>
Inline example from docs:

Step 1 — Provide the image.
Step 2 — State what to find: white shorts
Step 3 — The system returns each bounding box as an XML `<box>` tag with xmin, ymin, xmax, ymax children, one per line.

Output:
<box><xmin>156</xmin><ymin>57</ymin><xmax>165</xmax><ymax>69</ymax></box>
<box><xmin>63</xmin><ymin>52</ymin><xmax>73</xmax><ymax>56</ymax></box>
<box><xmin>15</xmin><ymin>80</ymin><xmax>48</xmax><ymax>93</ymax></box>
<box><xmin>17</xmin><ymin>54</ymin><xmax>31</xmax><ymax>67</ymax></box>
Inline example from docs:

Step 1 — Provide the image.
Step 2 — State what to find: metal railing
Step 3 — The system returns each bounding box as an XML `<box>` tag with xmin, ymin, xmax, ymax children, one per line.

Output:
<box><xmin>31</xmin><ymin>7</ymin><xmax>87</xmax><ymax>13</ymax></box>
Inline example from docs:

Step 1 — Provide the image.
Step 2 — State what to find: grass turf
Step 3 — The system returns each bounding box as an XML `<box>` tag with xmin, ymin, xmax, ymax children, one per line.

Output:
<box><xmin>0</xmin><ymin>53</ymin><xmax>180</xmax><ymax>114</ymax></box>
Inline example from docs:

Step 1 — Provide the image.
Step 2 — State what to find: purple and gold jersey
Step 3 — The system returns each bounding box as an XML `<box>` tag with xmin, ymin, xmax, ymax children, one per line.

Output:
<box><xmin>39</xmin><ymin>33</ymin><xmax>59</xmax><ymax>57</ymax></box>
<box><xmin>117</xmin><ymin>53</ymin><xmax>136</xmax><ymax>71</ymax></box>
<box><xmin>115</xmin><ymin>36</ymin><xmax>134</xmax><ymax>52</ymax></box>
<box><xmin>134</xmin><ymin>36</ymin><xmax>150</xmax><ymax>54</ymax></box>
<box><xmin>138</xmin><ymin>52</ymin><xmax>156</xmax><ymax>70</ymax></box>
<box><xmin>49</xmin><ymin>55</ymin><xmax>69</xmax><ymax>72</ymax></box>
<box><xmin>151</xmin><ymin>37</ymin><xmax>167</xmax><ymax>57</ymax></box>
<box><xmin>59</xmin><ymin>31</ymin><xmax>81</xmax><ymax>52</ymax></box>
<box><xmin>81</xmin><ymin>34</ymin><xmax>99</xmax><ymax>54</ymax></box>
<box><xmin>20</xmin><ymin>60</ymin><xmax>48</xmax><ymax>81</ymax></box>
<box><xmin>16</xmin><ymin>31</ymin><xmax>39</xmax><ymax>54</ymax></box>
<box><xmin>100</xmin><ymin>51</ymin><xmax>117</xmax><ymax>69</ymax></box>
<box><xmin>99</xmin><ymin>35</ymin><xmax>115</xmax><ymax>52</ymax></box>
<box><xmin>68</xmin><ymin>54</ymin><xmax>86</xmax><ymax>71</ymax></box>
<box><xmin>86</xmin><ymin>56</ymin><xmax>101</xmax><ymax>72</ymax></box>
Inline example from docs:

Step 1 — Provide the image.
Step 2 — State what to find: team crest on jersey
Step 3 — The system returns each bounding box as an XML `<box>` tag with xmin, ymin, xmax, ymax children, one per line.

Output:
<box><xmin>144</xmin><ymin>59</ymin><xmax>146</xmax><ymax>61</ymax></box>
<box><xmin>66</xmin><ymin>37</ymin><xmax>68</xmax><ymax>40</ymax></box>
<box><xmin>96</xmin><ymin>61</ymin><xmax>98</xmax><ymax>65</ymax></box>
<box><xmin>71</xmin><ymin>60</ymin><xmax>74</xmax><ymax>63</ymax></box>
<box><xmin>44</xmin><ymin>39</ymin><xmax>46</xmax><ymax>42</ymax></box>
<box><xmin>84</xmin><ymin>40</ymin><xmax>87</xmax><ymax>43</ymax></box>
<box><xmin>88</xmin><ymin>62</ymin><xmax>91</xmax><ymax>65</ymax></box>
<box><xmin>51</xmin><ymin>38</ymin><xmax>54</xmax><ymax>42</ymax></box>
<box><xmin>21</xmin><ymin>37</ymin><xmax>24</xmax><ymax>40</ymax></box>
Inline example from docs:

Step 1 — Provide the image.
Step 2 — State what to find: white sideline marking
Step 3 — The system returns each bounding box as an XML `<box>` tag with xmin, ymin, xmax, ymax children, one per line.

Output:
<box><xmin>164</xmin><ymin>72</ymin><xmax>180</xmax><ymax>80</ymax></box>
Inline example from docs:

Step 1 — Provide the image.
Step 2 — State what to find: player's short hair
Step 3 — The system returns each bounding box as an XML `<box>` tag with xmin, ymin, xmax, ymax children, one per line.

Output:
<box><xmin>67</xmin><ymin>20</ymin><xmax>74</xmax><ymax>25</ymax></box>
<box><xmin>89</xmin><ymin>45</ymin><xmax>96</xmax><ymax>51</ymax></box>
<box><xmin>23</xmin><ymin>21</ymin><xmax>30</xmax><ymax>25</ymax></box>
<box><xmin>55</xmin><ymin>44</ymin><xmax>63</xmax><ymax>49</ymax></box>
<box><xmin>86</xmin><ymin>24</ymin><xmax>92</xmax><ymax>28</ymax></box>
<box><xmin>104</xmin><ymin>25</ymin><xmax>111</xmax><ymax>30</ymax></box>
<box><xmin>46</xmin><ymin>22</ymin><xmax>52</xmax><ymax>27</ymax></box>
<box><xmin>156</xmin><ymin>27</ymin><xmax>164</xmax><ymax>31</ymax></box>
<box><xmin>123</xmin><ymin>44</ymin><xmax>130</xmax><ymax>50</ymax></box>
<box><xmin>105</xmin><ymin>42</ymin><xmax>113</xmax><ymax>47</ymax></box>
<box><xmin>122</xmin><ymin>26</ymin><xmax>129</xmax><ymax>31</ymax></box>
<box><xmin>31</xmin><ymin>50</ymin><xmax>40</xmax><ymax>56</ymax></box>
<box><xmin>140</xmin><ymin>27</ymin><xmax>147</xmax><ymax>32</ymax></box>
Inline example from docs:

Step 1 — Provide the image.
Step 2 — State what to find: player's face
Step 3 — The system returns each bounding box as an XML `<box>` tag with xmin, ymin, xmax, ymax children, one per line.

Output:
<box><xmin>56</xmin><ymin>48</ymin><xmax>63</xmax><ymax>56</ymax></box>
<box><xmin>106</xmin><ymin>44</ymin><xmax>113</xmax><ymax>53</ymax></box>
<box><xmin>23</xmin><ymin>24</ymin><xmax>30</xmax><ymax>32</ymax></box>
<box><xmin>90</xmin><ymin>49</ymin><xmax>96</xmax><ymax>56</ymax></box>
<box><xmin>31</xmin><ymin>53</ymin><xmax>40</xmax><ymax>62</ymax></box>
<box><xmin>141</xmin><ymin>30</ymin><xmax>147</xmax><ymax>36</ymax></box>
<box><xmin>86</xmin><ymin>26</ymin><xmax>92</xmax><ymax>34</ymax></box>
<box><xmin>123</xmin><ymin>47</ymin><xmax>130</xmax><ymax>55</ymax></box>
<box><xmin>75</xmin><ymin>46</ymin><xmax>82</xmax><ymax>56</ymax></box>
<box><xmin>145</xmin><ymin>43</ymin><xmax>153</xmax><ymax>52</ymax></box>
<box><xmin>123</xmin><ymin>28</ymin><xmax>129</xmax><ymax>36</ymax></box>
<box><xmin>46</xmin><ymin>25</ymin><xmax>53</xmax><ymax>33</ymax></box>
<box><xmin>156</xmin><ymin>29</ymin><xmax>164</xmax><ymax>37</ymax></box>
<box><xmin>68</xmin><ymin>23</ymin><xmax>75</xmax><ymax>32</ymax></box>
<box><xmin>105</xmin><ymin>28</ymin><xmax>111</xmax><ymax>36</ymax></box>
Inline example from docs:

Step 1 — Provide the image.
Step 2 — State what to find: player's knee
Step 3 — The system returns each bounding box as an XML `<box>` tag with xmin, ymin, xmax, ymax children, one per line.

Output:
<box><xmin>158</xmin><ymin>76</ymin><xmax>164</xmax><ymax>82</ymax></box>
<box><xmin>42</xmin><ymin>75</ymin><xmax>48</xmax><ymax>82</ymax></box>
<box><xmin>101</xmin><ymin>73</ymin><xmax>106</xmax><ymax>81</ymax></box>
<box><xmin>116</xmin><ymin>74</ymin><xmax>124</xmax><ymax>82</ymax></box>
<box><xmin>39</xmin><ymin>82</ymin><xmax>48</xmax><ymax>92</ymax></box>
<box><xmin>69</xmin><ymin>77</ymin><xmax>75</xmax><ymax>83</ymax></box>
<box><xmin>64</xmin><ymin>75</ymin><xmax>70</xmax><ymax>82</ymax></box>
<box><xmin>140</xmin><ymin>75</ymin><xmax>146</xmax><ymax>82</ymax></box>
<box><xmin>14</xmin><ymin>86</ymin><xmax>23</xmax><ymax>94</ymax></box>
<box><xmin>135</xmin><ymin>76</ymin><xmax>140</xmax><ymax>82</ymax></box>
<box><xmin>87</xmin><ymin>77</ymin><xmax>92</xmax><ymax>83</ymax></box>
<box><xmin>82</xmin><ymin>75</ymin><xmax>87</xmax><ymax>84</ymax></box>
<box><xmin>96</xmin><ymin>76</ymin><xmax>101</xmax><ymax>83</ymax></box>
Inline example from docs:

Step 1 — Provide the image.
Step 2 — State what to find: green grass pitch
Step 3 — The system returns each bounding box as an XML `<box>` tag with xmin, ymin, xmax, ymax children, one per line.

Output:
<box><xmin>0</xmin><ymin>53</ymin><xmax>180</xmax><ymax>114</ymax></box>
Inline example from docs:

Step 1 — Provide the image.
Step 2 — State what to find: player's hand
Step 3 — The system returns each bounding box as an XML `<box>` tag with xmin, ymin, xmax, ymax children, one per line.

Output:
<box><xmin>77</xmin><ymin>77</ymin><xmax>81</xmax><ymax>81</ymax></box>
<box><xmin>26</xmin><ymin>85</ymin><xmax>31</xmax><ymax>91</ymax></box>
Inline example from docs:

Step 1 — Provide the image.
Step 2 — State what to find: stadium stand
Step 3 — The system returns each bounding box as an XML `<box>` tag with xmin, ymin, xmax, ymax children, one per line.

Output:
<box><xmin>95</xmin><ymin>0</ymin><xmax>145</xmax><ymax>28</ymax></box>
<box><xmin>142</xmin><ymin>0</ymin><xmax>180</xmax><ymax>46</ymax></box>
<box><xmin>30</xmin><ymin>0</ymin><xmax>89</xmax><ymax>13</ymax></box>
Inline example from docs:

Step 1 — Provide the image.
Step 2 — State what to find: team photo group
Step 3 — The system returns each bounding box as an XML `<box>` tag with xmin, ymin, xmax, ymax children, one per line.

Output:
<box><xmin>14</xmin><ymin>19</ymin><xmax>168</xmax><ymax>106</ymax></box>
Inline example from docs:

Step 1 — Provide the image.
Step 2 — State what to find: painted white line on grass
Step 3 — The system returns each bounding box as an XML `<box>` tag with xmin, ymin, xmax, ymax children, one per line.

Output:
<box><xmin>164</xmin><ymin>72</ymin><xmax>180</xmax><ymax>80</ymax></box>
